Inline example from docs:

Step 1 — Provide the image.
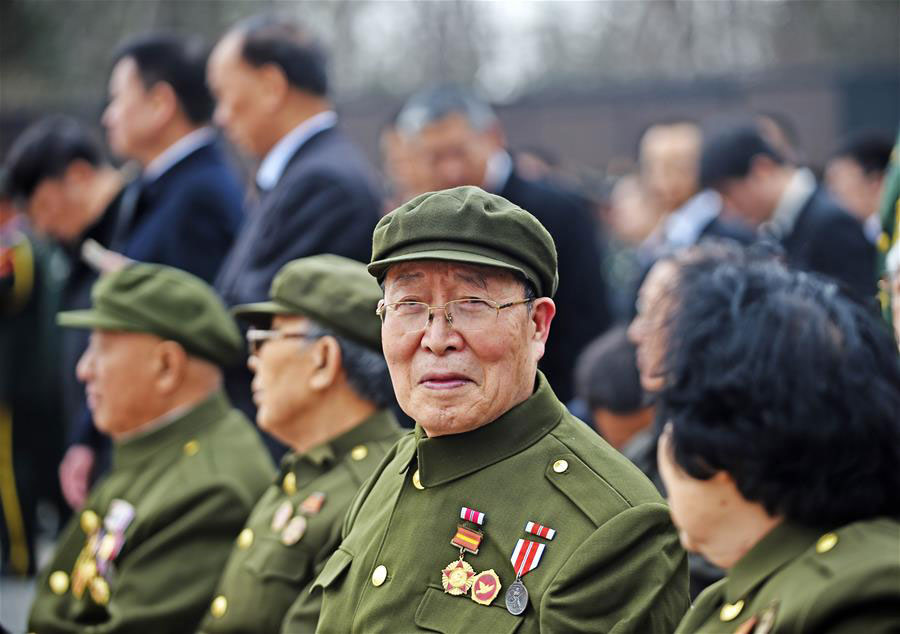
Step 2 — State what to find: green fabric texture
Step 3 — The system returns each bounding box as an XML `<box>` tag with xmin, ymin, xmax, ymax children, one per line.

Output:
<box><xmin>200</xmin><ymin>409</ymin><xmax>402</xmax><ymax>634</ymax></box>
<box><xmin>305</xmin><ymin>373</ymin><xmax>689</xmax><ymax>633</ymax></box>
<box><xmin>57</xmin><ymin>263</ymin><xmax>243</xmax><ymax>367</ymax></box>
<box><xmin>232</xmin><ymin>254</ymin><xmax>384</xmax><ymax>352</ymax></box>
<box><xmin>27</xmin><ymin>391</ymin><xmax>275</xmax><ymax>634</ymax></box>
<box><xmin>369</xmin><ymin>186</ymin><xmax>559</xmax><ymax>297</ymax></box>
<box><xmin>674</xmin><ymin>518</ymin><xmax>900</xmax><ymax>633</ymax></box>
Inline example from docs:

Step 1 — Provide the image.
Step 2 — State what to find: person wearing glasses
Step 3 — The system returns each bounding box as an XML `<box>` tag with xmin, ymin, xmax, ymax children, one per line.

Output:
<box><xmin>28</xmin><ymin>264</ymin><xmax>273</xmax><ymax>634</ymax></box>
<box><xmin>200</xmin><ymin>254</ymin><xmax>402</xmax><ymax>634</ymax></box>
<box><xmin>304</xmin><ymin>186</ymin><xmax>688</xmax><ymax>633</ymax></box>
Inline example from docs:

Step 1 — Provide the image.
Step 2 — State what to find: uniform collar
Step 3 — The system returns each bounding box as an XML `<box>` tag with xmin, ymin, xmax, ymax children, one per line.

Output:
<box><xmin>411</xmin><ymin>372</ymin><xmax>565</xmax><ymax>487</ymax></box>
<box><xmin>113</xmin><ymin>390</ymin><xmax>231</xmax><ymax>467</ymax></box>
<box><xmin>724</xmin><ymin>520</ymin><xmax>821</xmax><ymax>603</ymax></box>
<box><xmin>760</xmin><ymin>167</ymin><xmax>816</xmax><ymax>240</ymax></box>
<box><xmin>282</xmin><ymin>408</ymin><xmax>400</xmax><ymax>471</ymax></box>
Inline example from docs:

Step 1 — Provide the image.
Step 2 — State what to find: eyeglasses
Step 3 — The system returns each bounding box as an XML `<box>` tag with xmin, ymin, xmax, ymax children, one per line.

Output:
<box><xmin>375</xmin><ymin>298</ymin><xmax>532</xmax><ymax>334</ymax></box>
<box><xmin>246</xmin><ymin>328</ymin><xmax>314</xmax><ymax>355</ymax></box>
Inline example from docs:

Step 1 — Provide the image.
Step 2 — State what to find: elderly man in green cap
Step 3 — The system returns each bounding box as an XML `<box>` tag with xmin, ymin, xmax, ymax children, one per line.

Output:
<box><xmin>198</xmin><ymin>254</ymin><xmax>402</xmax><ymax>634</ymax></box>
<box><xmin>303</xmin><ymin>186</ymin><xmax>689</xmax><ymax>633</ymax></box>
<box><xmin>28</xmin><ymin>263</ymin><xmax>274</xmax><ymax>634</ymax></box>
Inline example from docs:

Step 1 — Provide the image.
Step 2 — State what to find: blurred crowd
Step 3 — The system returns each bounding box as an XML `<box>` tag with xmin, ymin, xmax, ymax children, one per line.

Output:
<box><xmin>1</xmin><ymin>13</ymin><xmax>899</xmax><ymax>634</ymax></box>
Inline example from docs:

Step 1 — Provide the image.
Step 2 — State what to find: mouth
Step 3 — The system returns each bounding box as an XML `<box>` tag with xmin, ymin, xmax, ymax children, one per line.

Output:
<box><xmin>419</xmin><ymin>372</ymin><xmax>473</xmax><ymax>390</ymax></box>
<box><xmin>85</xmin><ymin>389</ymin><xmax>100</xmax><ymax>411</ymax></box>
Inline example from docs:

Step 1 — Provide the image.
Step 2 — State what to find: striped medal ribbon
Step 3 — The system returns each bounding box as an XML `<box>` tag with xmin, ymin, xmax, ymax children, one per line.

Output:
<box><xmin>506</xmin><ymin>539</ymin><xmax>545</xmax><ymax>616</ymax></box>
<box><xmin>524</xmin><ymin>521</ymin><xmax>556</xmax><ymax>540</ymax></box>
<box><xmin>443</xmin><ymin>506</ymin><xmax>486</xmax><ymax>596</ymax></box>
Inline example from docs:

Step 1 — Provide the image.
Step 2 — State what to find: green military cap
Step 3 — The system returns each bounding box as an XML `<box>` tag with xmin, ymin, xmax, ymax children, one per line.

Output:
<box><xmin>232</xmin><ymin>254</ymin><xmax>383</xmax><ymax>352</ymax></box>
<box><xmin>368</xmin><ymin>186</ymin><xmax>559</xmax><ymax>297</ymax></box>
<box><xmin>57</xmin><ymin>263</ymin><xmax>243</xmax><ymax>367</ymax></box>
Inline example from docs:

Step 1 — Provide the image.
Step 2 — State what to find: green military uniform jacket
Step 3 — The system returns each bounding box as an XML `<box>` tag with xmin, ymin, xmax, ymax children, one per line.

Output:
<box><xmin>674</xmin><ymin>518</ymin><xmax>900</xmax><ymax>634</ymax></box>
<box><xmin>200</xmin><ymin>409</ymin><xmax>402</xmax><ymax>634</ymax></box>
<box><xmin>28</xmin><ymin>391</ymin><xmax>274</xmax><ymax>634</ymax></box>
<box><xmin>309</xmin><ymin>373</ymin><xmax>689</xmax><ymax>633</ymax></box>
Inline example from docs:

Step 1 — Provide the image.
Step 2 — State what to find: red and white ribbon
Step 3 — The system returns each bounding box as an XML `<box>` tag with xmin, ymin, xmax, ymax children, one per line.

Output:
<box><xmin>460</xmin><ymin>506</ymin><xmax>485</xmax><ymax>525</ymax></box>
<box><xmin>525</xmin><ymin>521</ymin><xmax>556</xmax><ymax>540</ymax></box>
<box><xmin>510</xmin><ymin>539</ymin><xmax>545</xmax><ymax>577</ymax></box>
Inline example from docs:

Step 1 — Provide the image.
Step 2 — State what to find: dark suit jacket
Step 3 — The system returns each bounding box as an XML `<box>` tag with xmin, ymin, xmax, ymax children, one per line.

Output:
<box><xmin>781</xmin><ymin>187</ymin><xmax>876</xmax><ymax>300</ymax></box>
<box><xmin>215</xmin><ymin>126</ymin><xmax>381</xmax><ymax>453</ymax></box>
<box><xmin>215</xmin><ymin>126</ymin><xmax>381</xmax><ymax>307</ymax></box>
<box><xmin>500</xmin><ymin>170</ymin><xmax>611</xmax><ymax>402</ymax></box>
<box><xmin>123</xmin><ymin>140</ymin><xmax>244</xmax><ymax>283</ymax></box>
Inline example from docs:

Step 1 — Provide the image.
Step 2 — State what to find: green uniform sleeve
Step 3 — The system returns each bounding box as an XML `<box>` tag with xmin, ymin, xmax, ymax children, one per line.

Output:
<box><xmin>540</xmin><ymin>502</ymin><xmax>690</xmax><ymax>633</ymax></box>
<box><xmin>82</xmin><ymin>484</ymin><xmax>247</xmax><ymax>633</ymax></box>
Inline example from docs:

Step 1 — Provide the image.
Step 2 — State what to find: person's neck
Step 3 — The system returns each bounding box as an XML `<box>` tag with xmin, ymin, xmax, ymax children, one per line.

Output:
<box><xmin>285</xmin><ymin>389</ymin><xmax>376</xmax><ymax>455</ymax></box>
<box><xmin>137</xmin><ymin>120</ymin><xmax>202</xmax><ymax>168</ymax></box>
<box><xmin>718</xmin><ymin>506</ymin><xmax>783</xmax><ymax>570</ymax></box>
<box><xmin>260</xmin><ymin>96</ymin><xmax>332</xmax><ymax>157</ymax></box>
<box><xmin>111</xmin><ymin>382</ymin><xmax>220</xmax><ymax>442</ymax></box>
<box><xmin>80</xmin><ymin>167</ymin><xmax>124</xmax><ymax>234</ymax></box>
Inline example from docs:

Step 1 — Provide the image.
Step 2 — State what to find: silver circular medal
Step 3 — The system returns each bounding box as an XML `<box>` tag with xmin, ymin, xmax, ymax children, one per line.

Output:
<box><xmin>505</xmin><ymin>579</ymin><xmax>528</xmax><ymax>615</ymax></box>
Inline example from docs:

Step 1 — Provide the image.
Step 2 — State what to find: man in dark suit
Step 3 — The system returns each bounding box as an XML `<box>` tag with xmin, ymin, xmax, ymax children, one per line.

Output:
<box><xmin>395</xmin><ymin>86</ymin><xmax>610</xmax><ymax>402</ymax></box>
<box><xmin>207</xmin><ymin>16</ymin><xmax>381</xmax><ymax>437</ymax></box>
<box><xmin>700</xmin><ymin>123</ymin><xmax>876</xmax><ymax>300</ymax></box>
<box><xmin>102</xmin><ymin>33</ymin><xmax>244</xmax><ymax>283</ymax></box>
<box><xmin>208</xmin><ymin>16</ymin><xmax>381</xmax><ymax>308</ymax></box>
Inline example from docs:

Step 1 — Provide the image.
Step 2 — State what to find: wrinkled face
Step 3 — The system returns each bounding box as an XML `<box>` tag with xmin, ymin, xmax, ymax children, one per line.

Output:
<box><xmin>207</xmin><ymin>32</ymin><xmax>272</xmax><ymax>157</ymax></box>
<box><xmin>640</xmin><ymin>124</ymin><xmax>701</xmax><ymax>213</ymax></box>
<box><xmin>76</xmin><ymin>330</ymin><xmax>162</xmax><ymax>437</ymax></box>
<box><xmin>657</xmin><ymin>427</ymin><xmax>742</xmax><ymax>568</ymax></box>
<box><xmin>628</xmin><ymin>260</ymin><xmax>678</xmax><ymax>393</ymax></box>
<box><xmin>825</xmin><ymin>157</ymin><xmax>880</xmax><ymax>222</ymax></box>
<box><xmin>381</xmin><ymin>261</ymin><xmax>552</xmax><ymax>436</ymax></box>
<box><xmin>416</xmin><ymin>114</ymin><xmax>499</xmax><ymax>191</ymax></box>
<box><xmin>102</xmin><ymin>57</ymin><xmax>159</xmax><ymax>161</ymax></box>
<box><xmin>247</xmin><ymin>315</ymin><xmax>316</xmax><ymax>441</ymax></box>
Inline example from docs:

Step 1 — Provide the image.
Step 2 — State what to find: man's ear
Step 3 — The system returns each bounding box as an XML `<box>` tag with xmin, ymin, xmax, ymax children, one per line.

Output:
<box><xmin>154</xmin><ymin>340</ymin><xmax>188</xmax><ymax>394</ymax></box>
<box><xmin>257</xmin><ymin>63</ymin><xmax>289</xmax><ymax>112</ymax></box>
<box><xmin>309</xmin><ymin>336</ymin><xmax>342</xmax><ymax>392</ymax></box>
<box><xmin>148</xmin><ymin>81</ymin><xmax>180</xmax><ymax>128</ymax></box>
<box><xmin>529</xmin><ymin>298</ymin><xmax>556</xmax><ymax>362</ymax></box>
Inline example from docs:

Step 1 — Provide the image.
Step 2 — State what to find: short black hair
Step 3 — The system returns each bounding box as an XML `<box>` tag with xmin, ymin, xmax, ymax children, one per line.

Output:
<box><xmin>830</xmin><ymin>131</ymin><xmax>894</xmax><ymax>176</ymax></box>
<box><xmin>574</xmin><ymin>326</ymin><xmax>645</xmax><ymax>414</ymax></box>
<box><xmin>699</xmin><ymin>123</ymin><xmax>784</xmax><ymax>190</ymax></box>
<box><xmin>112</xmin><ymin>32</ymin><xmax>214</xmax><ymax>124</ymax></box>
<box><xmin>5</xmin><ymin>115</ymin><xmax>105</xmax><ymax>201</ymax></box>
<box><xmin>660</xmin><ymin>258</ymin><xmax>900</xmax><ymax>526</ymax></box>
<box><xmin>232</xmin><ymin>15</ymin><xmax>328</xmax><ymax>96</ymax></box>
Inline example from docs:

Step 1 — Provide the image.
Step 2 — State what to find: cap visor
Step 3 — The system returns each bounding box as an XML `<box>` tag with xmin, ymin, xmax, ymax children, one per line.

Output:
<box><xmin>57</xmin><ymin>310</ymin><xmax>137</xmax><ymax>331</ymax></box>
<box><xmin>368</xmin><ymin>249</ymin><xmax>526</xmax><ymax>281</ymax></box>
<box><xmin>231</xmin><ymin>300</ymin><xmax>297</xmax><ymax>325</ymax></box>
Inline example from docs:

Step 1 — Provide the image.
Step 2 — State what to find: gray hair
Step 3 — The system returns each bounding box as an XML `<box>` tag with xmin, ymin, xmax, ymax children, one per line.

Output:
<box><xmin>396</xmin><ymin>85</ymin><xmax>497</xmax><ymax>136</ymax></box>
<box><xmin>306</xmin><ymin>323</ymin><xmax>394</xmax><ymax>409</ymax></box>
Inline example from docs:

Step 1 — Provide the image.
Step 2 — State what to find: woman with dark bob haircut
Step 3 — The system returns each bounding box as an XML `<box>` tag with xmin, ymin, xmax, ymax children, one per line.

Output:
<box><xmin>658</xmin><ymin>257</ymin><xmax>900</xmax><ymax>634</ymax></box>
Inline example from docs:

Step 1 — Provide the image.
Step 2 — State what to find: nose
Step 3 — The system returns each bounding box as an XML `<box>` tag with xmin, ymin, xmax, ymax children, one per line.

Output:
<box><xmin>247</xmin><ymin>353</ymin><xmax>258</xmax><ymax>374</ymax></box>
<box><xmin>626</xmin><ymin>317</ymin><xmax>643</xmax><ymax>346</ymax></box>
<box><xmin>420</xmin><ymin>308</ymin><xmax>463</xmax><ymax>355</ymax></box>
<box><xmin>76</xmin><ymin>347</ymin><xmax>94</xmax><ymax>383</ymax></box>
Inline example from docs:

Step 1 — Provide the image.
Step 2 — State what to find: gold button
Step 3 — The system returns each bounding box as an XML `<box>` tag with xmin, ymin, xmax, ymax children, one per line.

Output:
<box><xmin>878</xmin><ymin>232</ymin><xmax>890</xmax><ymax>253</ymax></box>
<box><xmin>90</xmin><ymin>577</ymin><xmax>110</xmax><ymax>605</ymax></box>
<box><xmin>372</xmin><ymin>564</ymin><xmax>388</xmax><ymax>586</ymax></box>
<box><xmin>282</xmin><ymin>472</ymin><xmax>297</xmax><ymax>495</ymax></box>
<box><xmin>552</xmin><ymin>459</ymin><xmax>569</xmax><ymax>473</ymax></box>
<box><xmin>412</xmin><ymin>469</ymin><xmax>424</xmax><ymax>490</ymax></box>
<box><xmin>351</xmin><ymin>445</ymin><xmax>368</xmax><ymax>461</ymax></box>
<box><xmin>237</xmin><ymin>528</ymin><xmax>254</xmax><ymax>549</ymax></box>
<box><xmin>183</xmin><ymin>440</ymin><xmax>199</xmax><ymax>456</ymax></box>
<box><xmin>80</xmin><ymin>510</ymin><xmax>100</xmax><ymax>534</ymax></box>
<box><xmin>816</xmin><ymin>532</ymin><xmax>838</xmax><ymax>554</ymax></box>
<box><xmin>210</xmin><ymin>595</ymin><xmax>228</xmax><ymax>618</ymax></box>
<box><xmin>49</xmin><ymin>571</ymin><xmax>69</xmax><ymax>595</ymax></box>
<box><xmin>719</xmin><ymin>599</ymin><xmax>744</xmax><ymax>622</ymax></box>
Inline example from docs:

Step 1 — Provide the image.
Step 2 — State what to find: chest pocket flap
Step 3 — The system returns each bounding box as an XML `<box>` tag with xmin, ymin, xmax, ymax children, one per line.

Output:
<box><xmin>414</xmin><ymin>586</ymin><xmax>522</xmax><ymax>634</ymax></box>
<box><xmin>244</xmin><ymin>538</ymin><xmax>312</xmax><ymax>583</ymax></box>
<box><xmin>311</xmin><ymin>547</ymin><xmax>353</xmax><ymax>592</ymax></box>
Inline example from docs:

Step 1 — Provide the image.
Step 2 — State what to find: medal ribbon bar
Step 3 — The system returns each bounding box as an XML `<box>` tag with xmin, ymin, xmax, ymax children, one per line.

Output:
<box><xmin>524</xmin><ymin>521</ymin><xmax>556</xmax><ymax>540</ymax></box>
<box><xmin>460</xmin><ymin>506</ymin><xmax>485</xmax><ymax>525</ymax></box>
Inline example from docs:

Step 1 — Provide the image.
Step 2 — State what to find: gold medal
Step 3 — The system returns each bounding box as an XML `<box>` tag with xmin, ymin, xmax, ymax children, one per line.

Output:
<box><xmin>281</xmin><ymin>515</ymin><xmax>307</xmax><ymax>545</ymax></box>
<box><xmin>441</xmin><ymin>559</ymin><xmax>475</xmax><ymax>596</ymax></box>
<box><xmin>90</xmin><ymin>577</ymin><xmax>110</xmax><ymax>605</ymax></box>
<box><xmin>271</xmin><ymin>500</ymin><xmax>294</xmax><ymax>532</ymax></box>
<box><xmin>470</xmin><ymin>569</ymin><xmax>501</xmax><ymax>606</ymax></box>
